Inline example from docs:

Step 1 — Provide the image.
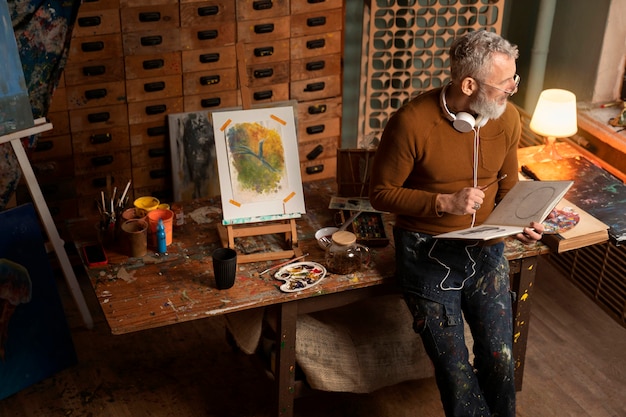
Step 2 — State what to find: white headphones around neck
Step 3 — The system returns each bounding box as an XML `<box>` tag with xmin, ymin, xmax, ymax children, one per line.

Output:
<box><xmin>440</xmin><ymin>83</ymin><xmax>487</xmax><ymax>133</ymax></box>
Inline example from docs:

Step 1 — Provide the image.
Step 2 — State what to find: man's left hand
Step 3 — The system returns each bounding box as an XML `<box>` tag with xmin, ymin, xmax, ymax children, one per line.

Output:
<box><xmin>515</xmin><ymin>221</ymin><xmax>544</xmax><ymax>244</ymax></box>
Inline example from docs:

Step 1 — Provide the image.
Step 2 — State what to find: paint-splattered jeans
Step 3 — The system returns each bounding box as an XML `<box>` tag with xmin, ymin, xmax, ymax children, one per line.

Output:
<box><xmin>394</xmin><ymin>227</ymin><xmax>515</xmax><ymax>417</ymax></box>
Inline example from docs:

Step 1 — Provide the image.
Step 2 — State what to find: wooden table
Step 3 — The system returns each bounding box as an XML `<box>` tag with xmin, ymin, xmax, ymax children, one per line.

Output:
<box><xmin>68</xmin><ymin>178</ymin><xmax>548</xmax><ymax>417</ymax></box>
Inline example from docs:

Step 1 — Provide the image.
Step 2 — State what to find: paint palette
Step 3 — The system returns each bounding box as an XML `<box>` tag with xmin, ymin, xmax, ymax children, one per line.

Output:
<box><xmin>274</xmin><ymin>262</ymin><xmax>327</xmax><ymax>293</ymax></box>
<box><xmin>344</xmin><ymin>211</ymin><xmax>389</xmax><ymax>247</ymax></box>
<box><xmin>542</xmin><ymin>207</ymin><xmax>580</xmax><ymax>234</ymax></box>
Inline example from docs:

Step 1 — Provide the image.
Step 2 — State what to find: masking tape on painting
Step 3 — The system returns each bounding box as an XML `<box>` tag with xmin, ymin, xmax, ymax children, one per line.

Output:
<box><xmin>283</xmin><ymin>191</ymin><xmax>296</xmax><ymax>203</ymax></box>
<box><xmin>270</xmin><ymin>114</ymin><xmax>287</xmax><ymax>125</ymax></box>
<box><xmin>229</xmin><ymin>199</ymin><xmax>241</xmax><ymax>207</ymax></box>
<box><xmin>220</xmin><ymin>119</ymin><xmax>232</xmax><ymax>131</ymax></box>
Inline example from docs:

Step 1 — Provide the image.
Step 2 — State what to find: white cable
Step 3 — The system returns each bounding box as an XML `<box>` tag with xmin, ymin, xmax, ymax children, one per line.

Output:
<box><xmin>428</xmin><ymin>239</ymin><xmax>479</xmax><ymax>291</ymax></box>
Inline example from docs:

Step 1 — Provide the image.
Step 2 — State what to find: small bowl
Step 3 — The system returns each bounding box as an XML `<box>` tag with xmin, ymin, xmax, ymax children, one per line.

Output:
<box><xmin>315</xmin><ymin>227</ymin><xmax>339</xmax><ymax>249</ymax></box>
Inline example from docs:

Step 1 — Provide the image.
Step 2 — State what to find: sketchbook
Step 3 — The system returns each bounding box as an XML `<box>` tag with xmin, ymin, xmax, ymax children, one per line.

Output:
<box><xmin>435</xmin><ymin>180</ymin><xmax>573</xmax><ymax>240</ymax></box>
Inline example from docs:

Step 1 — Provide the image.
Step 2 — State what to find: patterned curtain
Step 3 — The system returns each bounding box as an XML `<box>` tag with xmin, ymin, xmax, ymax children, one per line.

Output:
<box><xmin>0</xmin><ymin>0</ymin><xmax>79</xmax><ymax>210</ymax></box>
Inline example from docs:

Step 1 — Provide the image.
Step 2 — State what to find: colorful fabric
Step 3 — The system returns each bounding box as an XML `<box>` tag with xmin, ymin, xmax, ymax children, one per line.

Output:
<box><xmin>0</xmin><ymin>0</ymin><xmax>79</xmax><ymax>210</ymax></box>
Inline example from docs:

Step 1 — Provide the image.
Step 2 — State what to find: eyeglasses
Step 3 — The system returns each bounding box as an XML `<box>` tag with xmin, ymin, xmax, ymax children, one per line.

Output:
<box><xmin>477</xmin><ymin>74</ymin><xmax>521</xmax><ymax>97</ymax></box>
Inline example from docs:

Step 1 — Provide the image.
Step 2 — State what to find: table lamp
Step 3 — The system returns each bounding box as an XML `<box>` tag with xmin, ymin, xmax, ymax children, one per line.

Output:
<box><xmin>529</xmin><ymin>89</ymin><xmax>578</xmax><ymax>162</ymax></box>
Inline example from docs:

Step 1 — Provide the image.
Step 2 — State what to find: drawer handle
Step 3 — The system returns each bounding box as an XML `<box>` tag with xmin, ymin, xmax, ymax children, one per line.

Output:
<box><xmin>253</xmin><ymin>0</ymin><xmax>273</xmax><ymax>10</ymax></box>
<box><xmin>197</xmin><ymin>5</ymin><xmax>219</xmax><ymax>16</ymax></box>
<box><xmin>90</xmin><ymin>133</ymin><xmax>112</xmax><ymax>144</ymax></box>
<box><xmin>87</xmin><ymin>112</ymin><xmax>110</xmax><ymax>123</ymax></box>
<box><xmin>254</xmin><ymin>68</ymin><xmax>273</xmax><ymax>78</ymax></box>
<box><xmin>35</xmin><ymin>140</ymin><xmax>54</xmax><ymax>152</ymax></box>
<box><xmin>82</xmin><ymin>65</ymin><xmax>105</xmax><ymax>76</ymax></box>
<box><xmin>145</xmin><ymin>104</ymin><xmax>166</xmax><ymax>115</ymax></box>
<box><xmin>199</xmin><ymin>53</ymin><xmax>220</xmax><ymax>63</ymax></box>
<box><xmin>304</xmin><ymin>81</ymin><xmax>325</xmax><ymax>92</ymax></box>
<box><xmin>141</xmin><ymin>36</ymin><xmax>162</xmax><ymax>46</ymax></box>
<box><xmin>307</xmin><ymin>16</ymin><xmax>326</xmax><ymax>27</ymax></box>
<box><xmin>81</xmin><ymin>41</ymin><xmax>104</xmax><ymax>52</ymax></box>
<box><xmin>150</xmin><ymin>169</ymin><xmax>168</xmax><ymax>179</ymax></box>
<box><xmin>92</xmin><ymin>177</ymin><xmax>113</xmax><ymax>188</ymax></box>
<box><xmin>139</xmin><ymin>12</ymin><xmax>161</xmax><ymax>22</ymax></box>
<box><xmin>254</xmin><ymin>46</ymin><xmax>274</xmax><ymax>57</ymax></box>
<box><xmin>306</xmin><ymin>39</ymin><xmax>325</xmax><ymax>49</ymax></box>
<box><xmin>144</xmin><ymin>81</ymin><xmax>165</xmax><ymax>92</ymax></box>
<box><xmin>197</xmin><ymin>30</ymin><xmax>218</xmax><ymax>40</ymax></box>
<box><xmin>148</xmin><ymin>148</ymin><xmax>166</xmax><ymax>158</ymax></box>
<box><xmin>308</xmin><ymin>104</ymin><xmax>327</xmax><ymax>114</ymax></box>
<box><xmin>306</xmin><ymin>144</ymin><xmax>324</xmax><ymax>160</ymax></box>
<box><xmin>201</xmin><ymin>97</ymin><xmax>221</xmax><ymax>108</ymax></box>
<box><xmin>308</xmin><ymin>0</ymin><xmax>326</xmax><ymax>3</ymax></box>
<box><xmin>306</xmin><ymin>60</ymin><xmax>325</xmax><ymax>71</ymax></box>
<box><xmin>254</xmin><ymin>23</ymin><xmax>274</xmax><ymax>34</ymax></box>
<box><xmin>147</xmin><ymin>126</ymin><xmax>166</xmax><ymax>136</ymax></box>
<box><xmin>253</xmin><ymin>90</ymin><xmax>273</xmax><ymax>100</ymax></box>
<box><xmin>85</xmin><ymin>88</ymin><xmax>107</xmax><ymax>100</ymax></box>
<box><xmin>306</xmin><ymin>164</ymin><xmax>324</xmax><ymax>175</ymax></box>
<box><xmin>91</xmin><ymin>155</ymin><xmax>114</xmax><ymax>167</ymax></box>
<box><xmin>78</xmin><ymin>16</ymin><xmax>101</xmax><ymax>27</ymax></box>
<box><xmin>200</xmin><ymin>75</ymin><xmax>221</xmax><ymax>85</ymax></box>
<box><xmin>143</xmin><ymin>59</ymin><xmax>164</xmax><ymax>70</ymax></box>
<box><xmin>306</xmin><ymin>124</ymin><xmax>325</xmax><ymax>135</ymax></box>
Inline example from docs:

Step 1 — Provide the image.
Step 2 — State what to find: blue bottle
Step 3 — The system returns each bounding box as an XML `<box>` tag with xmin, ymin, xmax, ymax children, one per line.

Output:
<box><xmin>156</xmin><ymin>218</ymin><xmax>167</xmax><ymax>254</ymax></box>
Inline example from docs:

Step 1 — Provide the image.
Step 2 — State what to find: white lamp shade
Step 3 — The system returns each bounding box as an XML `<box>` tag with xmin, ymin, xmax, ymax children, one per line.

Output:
<box><xmin>529</xmin><ymin>89</ymin><xmax>578</xmax><ymax>137</ymax></box>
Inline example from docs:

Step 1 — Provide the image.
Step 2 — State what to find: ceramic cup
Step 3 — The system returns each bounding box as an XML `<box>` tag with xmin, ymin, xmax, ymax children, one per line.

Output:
<box><xmin>212</xmin><ymin>248</ymin><xmax>237</xmax><ymax>290</ymax></box>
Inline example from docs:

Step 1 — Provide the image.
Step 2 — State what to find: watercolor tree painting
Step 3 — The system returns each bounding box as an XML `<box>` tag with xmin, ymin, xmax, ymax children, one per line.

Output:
<box><xmin>211</xmin><ymin>106</ymin><xmax>305</xmax><ymax>224</ymax></box>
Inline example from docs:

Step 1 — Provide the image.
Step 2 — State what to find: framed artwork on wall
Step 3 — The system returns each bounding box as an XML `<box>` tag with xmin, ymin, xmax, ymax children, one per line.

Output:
<box><xmin>211</xmin><ymin>106</ymin><xmax>306</xmax><ymax>224</ymax></box>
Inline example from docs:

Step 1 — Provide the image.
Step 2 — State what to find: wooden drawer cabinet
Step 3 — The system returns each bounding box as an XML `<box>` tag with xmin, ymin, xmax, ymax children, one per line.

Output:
<box><xmin>290</xmin><ymin>8</ymin><xmax>343</xmax><ymax>38</ymax></box>
<box><xmin>236</xmin><ymin>0</ymin><xmax>289</xmax><ymax>21</ymax></box>
<box><xmin>290</xmin><ymin>53</ymin><xmax>341</xmax><ymax>81</ymax></box>
<box><xmin>245</xmin><ymin>61</ymin><xmax>290</xmax><ymax>87</ymax></box>
<box><xmin>124</xmin><ymin>52</ymin><xmax>182</xmax><ymax>79</ymax></box>
<box><xmin>63</xmin><ymin>57</ymin><xmax>126</xmax><ymax>85</ymax></box>
<box><xmin>241</xmin><ymin>38</ymin><xmax>290</xmax><ymax>65</ymax></box>
<box><xmin>120</xmin><ymin>4</ymin><xmax>180</xmax><ymax>32</ymax></box>
<box><xmin>72</xmin><ymin>8</ymin><xmax>121</xmax><ymax>38</ymax></box>
<box><xmin>123</xmin><ymin>30</ymin><xmax>182</xmax><ymax>55</ymax></box>
<box><xmin>181</xmin><ymin>45</ymin><xmax>237</xmax><ymax>73</ymax></box>
<box><xmin>125</xmin><ymin>74</ymin><xmax>184</xmax><ymax>102</ymax></box>
<box><xmin>180</xmin><ymin>0</ymin><xmax>236</xmax><ymax>25</ymax></box>
<box><xmin>65</xmin><ymin>81</ymin><xmax>127</xmax><ymax>110</ymax></box>
<box><xmin>290</xmin><ymin>30</ymin><xmax>342</xmax><ymax>60</ymax></box>
<box><xmin>236</xmin><ymin>15</ymin><xmax>291</xmax><ymax>44</ymax></box>
<box><xmin>179</xmin><ymin>22</ymin><xmax>237</xmax><ymax>50</ymax></box>
<box><xmin>127</xmin><ymin>96</ymin><xmax>184</xmax><ymax>125</ymax></box>
<box><xmin>72</xmin><ymin>126</ymin><xmax>131</xmax><ymax>153</ymax></box>
<box><xmin>69</xmin><ymin>103</ymin><xmax>129</xmax><ymax>132</ymax></box>
<box><xmin>37</xmin><ymin>0</ymin><xmax>344</xmax><ymax>229</ymax></box>
<box><xmin>291</xmin><ymin>0</ymin><xmax>342</xmax><ymax>14</ymax></box>
<box><xmin>67</xmin><ymin>33</ymin><xmax>124</xmax><ymax>63</ymax></box>
<box><xmin>183</xmin><ymin>90</ymin><xmax>239</xmax><ymax>111</ymax></box>
<box><xmin>182</xmin><ymin>67</ymin><xmax>238</xmax><ymax>95</ymax></box>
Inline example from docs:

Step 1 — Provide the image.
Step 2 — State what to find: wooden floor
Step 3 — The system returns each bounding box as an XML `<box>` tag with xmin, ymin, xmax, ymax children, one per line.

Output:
<box><xmin>2</xmin><ymin>256</ymin><xmax>625</xmax><ymax>417</ymax></box>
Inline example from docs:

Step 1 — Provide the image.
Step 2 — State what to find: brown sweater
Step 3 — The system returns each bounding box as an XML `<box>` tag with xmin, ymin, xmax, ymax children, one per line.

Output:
<box><xmin>369</xmin><ymin>87</ymin><xmax>521</xmax><ymax>235</ymax></box>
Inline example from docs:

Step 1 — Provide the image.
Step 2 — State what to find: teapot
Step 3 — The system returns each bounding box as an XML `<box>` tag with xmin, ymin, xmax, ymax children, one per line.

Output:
<box><xmin>324</xmin><ymin>231</ymin><xmax>370</xmax><ymax>274</ymax></box>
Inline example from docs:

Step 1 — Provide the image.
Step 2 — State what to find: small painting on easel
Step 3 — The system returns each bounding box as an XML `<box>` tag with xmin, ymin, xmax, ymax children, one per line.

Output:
<box><xmin>212</xmin><ymin>106</ymin><xmax>306</xmax><ymax>224</ymax></box>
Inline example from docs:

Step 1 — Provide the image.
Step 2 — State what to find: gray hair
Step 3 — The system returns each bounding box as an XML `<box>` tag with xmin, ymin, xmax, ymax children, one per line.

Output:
<box><xmin>449</xmin><ymin>30</ymin><xmax>519</xmax><ymax>82</ymax></box>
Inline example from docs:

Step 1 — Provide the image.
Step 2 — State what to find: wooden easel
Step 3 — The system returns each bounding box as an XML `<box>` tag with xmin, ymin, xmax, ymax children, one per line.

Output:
<box><xmin>216</xmin><ymin>218</ymin><xmax>302</xmax><ymax>263</ymax></box>
<box><xmin>213</xmin><ymin>43</ymin><xmax>302</xmax><ymax>264</ymax></box>
<box><xmin>1</xmin><ymin>118</ymin><xmax>93</xmax><ymax>329</ymax></box>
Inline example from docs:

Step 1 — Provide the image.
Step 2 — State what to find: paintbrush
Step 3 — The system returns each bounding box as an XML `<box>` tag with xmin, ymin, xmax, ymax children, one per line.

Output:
<box><xmin>259</xmin><ymin>253</ymin><xmax>309</xmax><ymax>276</ymax></box>
<box><xmin>479</xmin><ymin>174</ymin><xmax>507</xmax><ymax>190</ymax></box>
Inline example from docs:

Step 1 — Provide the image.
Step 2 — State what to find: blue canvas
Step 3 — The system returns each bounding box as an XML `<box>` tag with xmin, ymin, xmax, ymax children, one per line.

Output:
<box><xmin>0</xmin><ymin>203</ymin><xmax>77</xmax><ymax>400</ymax></box>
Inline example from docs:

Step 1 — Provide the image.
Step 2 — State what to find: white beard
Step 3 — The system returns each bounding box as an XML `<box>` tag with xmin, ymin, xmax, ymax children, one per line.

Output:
<box><xmin>469</xmin><ymin>88</ymin><xmax>507</xmax><ymax>120</ymax></box>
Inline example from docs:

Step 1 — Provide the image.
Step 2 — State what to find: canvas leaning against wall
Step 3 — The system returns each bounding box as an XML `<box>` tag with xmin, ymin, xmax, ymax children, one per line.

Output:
<box><xmin>211</xmin><ymin>106</ymin><xmax>306</xmax><ymax>224</ymax></box>
<box><xmin>0</xmin><ymin>204</ymin><xmax>77</xmax><ymax>400</ymax></box>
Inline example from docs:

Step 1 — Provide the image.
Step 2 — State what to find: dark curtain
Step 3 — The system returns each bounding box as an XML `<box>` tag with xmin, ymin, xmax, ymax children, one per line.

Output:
<box><xmin>0</xmin><ymin>0</ymin><xmax>79</xmax><ymax>210</ymax></box>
